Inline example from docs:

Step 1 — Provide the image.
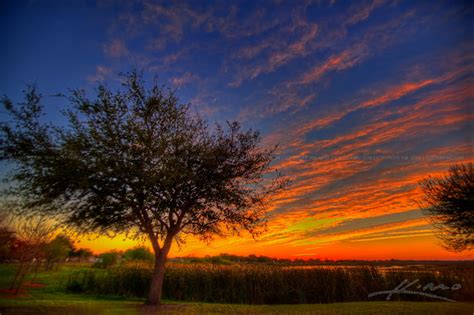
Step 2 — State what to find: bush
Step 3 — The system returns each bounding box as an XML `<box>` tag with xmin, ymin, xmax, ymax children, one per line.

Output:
<box><xmin>123</xmin><ymin>247</ymin><xmax>154</xmax><ymax>263</ymax></box>
<box><xmin>93</xmin><ymin>251</ymin><xmax>120</xmax><ymax>268</ymax></box>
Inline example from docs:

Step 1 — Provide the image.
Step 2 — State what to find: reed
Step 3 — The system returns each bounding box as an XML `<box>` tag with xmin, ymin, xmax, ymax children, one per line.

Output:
<box><xmin>65</xmin><ymin>263</ymin><xmax>474</xmax><ymax>303</ymax></box>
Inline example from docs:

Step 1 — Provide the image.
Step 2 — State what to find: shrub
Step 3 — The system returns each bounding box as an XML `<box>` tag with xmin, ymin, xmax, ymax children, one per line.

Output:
<box><xmin>123</xmin><ymin>247</ymin><xmax>154</xmax><ymax>263</ymax></box>
<box><xmin>93</xmin><ymin>251</ymin><xmax>120</xmax><ymax>268</ymax></box>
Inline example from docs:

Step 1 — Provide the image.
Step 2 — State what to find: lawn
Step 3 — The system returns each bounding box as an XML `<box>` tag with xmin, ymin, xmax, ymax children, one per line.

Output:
<box><xmin>0</xmin><ymin>264</ymin><xmax>473</xmax><ymax>314</ymax></box>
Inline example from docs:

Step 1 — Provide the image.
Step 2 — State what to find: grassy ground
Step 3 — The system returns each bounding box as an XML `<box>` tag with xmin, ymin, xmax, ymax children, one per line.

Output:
<box><xmin>2</xmin><ymin>298</ymin><xmax>473</xmax><ymax>315</ymax></box>
<box><xmin>0</xmin><ymin>264</ymin><xmax>473</xmax><ymax>314</ymax></box>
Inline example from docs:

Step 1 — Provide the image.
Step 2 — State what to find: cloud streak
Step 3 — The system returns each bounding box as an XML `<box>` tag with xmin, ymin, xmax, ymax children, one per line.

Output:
<box><xmin>47</xmin><ymin>0</ymin><xmax>473</xmax><ymax>259</ymax></box>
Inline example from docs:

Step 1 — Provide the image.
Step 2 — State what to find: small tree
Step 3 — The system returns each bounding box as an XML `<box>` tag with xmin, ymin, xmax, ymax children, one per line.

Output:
<box><xmin>94</xmin><ymin>251</ymin><xmax>121</xmax><ymax>268</ymax></box>
<box><xmin>44</xmin><ymin>234</ymin><xmax>75</xmax><ymax>270</ymax></box>
<box><xmin>419</xmin><ymin>163</ymin><xmax>473</xmax><ymax>252</ymax></box>
<box><xmin>69</xmin><ymin>248</ymin><xmax>94</xmax><ymax>262</ymax></box>
<box><xmin>0</xmin><ymin>71</ymin><xmax>285</xmax><ymax>304</ymax></box>
<box><xmin>0</xmin><ymin>208</ymin><xmax>15</xmax><ymax>262</ymax></box>
<box><xmin>9</xmin><ymin>217</ymin><xmax>54</xmax><ymax>293</ymax></box>
<box><xmin>0</xmin><ymin>227</ymin><xmax>14</xmax><ymax>261</ymax></box>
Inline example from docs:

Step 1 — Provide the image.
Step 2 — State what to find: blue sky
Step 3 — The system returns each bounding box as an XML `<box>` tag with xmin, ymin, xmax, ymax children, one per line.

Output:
<box><xmin>1</xmin><ymin>0</ymin><xmax>472</xmax><ymax>259</ymax></box>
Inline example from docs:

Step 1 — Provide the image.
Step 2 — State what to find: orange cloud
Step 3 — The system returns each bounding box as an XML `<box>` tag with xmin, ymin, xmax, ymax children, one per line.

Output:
<box><xmin>300</xmin><ymin>43</ymin><xmax>369</xmax><ymax>85</ymax></box>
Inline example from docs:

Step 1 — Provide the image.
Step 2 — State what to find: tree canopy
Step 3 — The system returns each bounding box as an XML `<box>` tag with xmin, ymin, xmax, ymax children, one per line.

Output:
<box><xmin>0</xmin><ymin>71</ymin><xmax>286</xmax><ymax>304</ymax></box>
<box><xmin>419</xmin><ymin>163</ymin><xmax>473</xmax><ymax>252</ymax></box>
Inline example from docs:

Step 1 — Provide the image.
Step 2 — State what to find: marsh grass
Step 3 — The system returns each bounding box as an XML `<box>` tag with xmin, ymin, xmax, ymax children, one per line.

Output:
<box><xmin>65</xmin><ymin>263</ymin><xmax>474</xmax><ymax>304</ymax></box>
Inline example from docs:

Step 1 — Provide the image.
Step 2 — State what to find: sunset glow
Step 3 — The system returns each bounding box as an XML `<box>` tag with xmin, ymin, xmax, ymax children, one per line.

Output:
<box><xmin>1</xmin><ymin>0</ymin><xmax>472</xmax><ymax>260</ymax></box>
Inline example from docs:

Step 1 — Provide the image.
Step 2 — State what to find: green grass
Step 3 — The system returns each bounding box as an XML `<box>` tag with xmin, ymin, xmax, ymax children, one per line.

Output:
<box><xmin>2</xmin><ymin>300</ymin><xmax>474</xmax><ymax>315</ymax></box>
<box><xmin>1</xmin><ymin>264</ymin><xmax>473</xmax><ymax>314</ymax></box>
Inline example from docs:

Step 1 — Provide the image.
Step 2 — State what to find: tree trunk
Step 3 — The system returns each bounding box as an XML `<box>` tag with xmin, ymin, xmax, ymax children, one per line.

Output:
<box><xmin>10</xmin><ymin>261</ymin><xmax>24</xmax><ymax>290</ymax></box>
<box><xmin>31</xmin><ymin>259</ymin><xmax>41</xmax><ymax>282</ymax></box>
<box><xmin>147</xmin><ymin>253</ymin><xmax>167</xmax><ymax>305</ymax></box>
<box><xmin>146</xmin><ymin>236</ymin><xmax>173</xmax><ymax>305</ymax></box>
<box><xmin>14</xmin><ymin>262</ymin><xmax>30</xmax><ymax>295</ymax></box>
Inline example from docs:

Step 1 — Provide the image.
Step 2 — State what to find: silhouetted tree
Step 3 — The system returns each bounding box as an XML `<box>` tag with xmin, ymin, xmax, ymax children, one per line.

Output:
<box><xmin>0</xmin><ymin>201</ymin><xmax>18</xmax><ymax>262</ymax></box>
<box><xmin>0</xmin><ymin>71</ymin><xmax>286</xmax><ymax>304</ymax></box>
<box><xmin>9</xmin><ymin>217</ymin><xmax>54</xmax><ymax>294</ymax></box>
<box><xmin>44</xmin><ymin>234</ymin><xmax>75</xmax><ymax>270</ymax></box>
<box><xmin>419</xmin><ymin>163</ymin><xmax>473</xmax><ymax>252</ymax></box>
<box><xmin>69</xmin><ymin>248</ymin><xmax>94</xmax><ymax>262</ymax></box>
<box><xmin>0</xmin><ymin>211</ymin><xmax>14</xmax><ymax>262</ymax></box>
<box><xmin>93</xmin><ymin>251</ymin><xmax>121</xmax><ymax>268</ymax></box>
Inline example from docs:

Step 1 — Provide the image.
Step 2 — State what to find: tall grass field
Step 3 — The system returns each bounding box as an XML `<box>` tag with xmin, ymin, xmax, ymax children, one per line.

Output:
<box><xmin>65</xmin><ymin>262</ymin><xmax>474</xmax><ymax>304</ymax></box>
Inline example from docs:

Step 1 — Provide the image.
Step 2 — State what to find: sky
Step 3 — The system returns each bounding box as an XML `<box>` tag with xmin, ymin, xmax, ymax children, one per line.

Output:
<box><xmin>0</xmin><ymin>0</ymin><xmax>472</xmax><ymax>260</ymax></box>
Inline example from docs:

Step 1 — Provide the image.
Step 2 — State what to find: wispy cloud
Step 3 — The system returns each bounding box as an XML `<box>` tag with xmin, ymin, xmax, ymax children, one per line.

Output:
<box><xmin>142</xmin><ymin>1</ymin><xmax>212</xmax><ymax>43</ymax></box>
<box><xmin>67</xmin><ymin>0</ymin><xmax>473</xmax><ymax>259</ymax></box>
<box><xmin>229</xmin><ymin>22</ymin><xmax>318</xmax><ymax>87</ymax></box>
<box><xmin>103</xmin><ymin>39</ymin><xmax>129</xmax><ymax>58</ymax></box>
<box><xmin>229</xmin><ymin>0</ymin><xmax>391</xmax><ymax>87</ymax></box>
<box><xmin>171</xmin><ymin>71</ymin><xmax>198</xmax><ymax>87</ymax></box>
<box><xmin>86</xmin><ymin>65</ymin><xmax>112</xmax><ymax>83</ymax></box>
<box><xmin>295</xmin><ymin>10</ymin><xmax>416</xmax><ymax>86</ymax></box>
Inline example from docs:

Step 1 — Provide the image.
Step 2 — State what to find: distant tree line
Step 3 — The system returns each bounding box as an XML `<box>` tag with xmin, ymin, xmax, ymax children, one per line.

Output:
<box><xmin>93</xmin><ymin>246</ymin><xmax>154</xmax><ymax>268</ymax></box>
<box><xmin>169</xmin><ymin>253</ymin><xmax>474</xmax><ymax>266</ymax></box>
